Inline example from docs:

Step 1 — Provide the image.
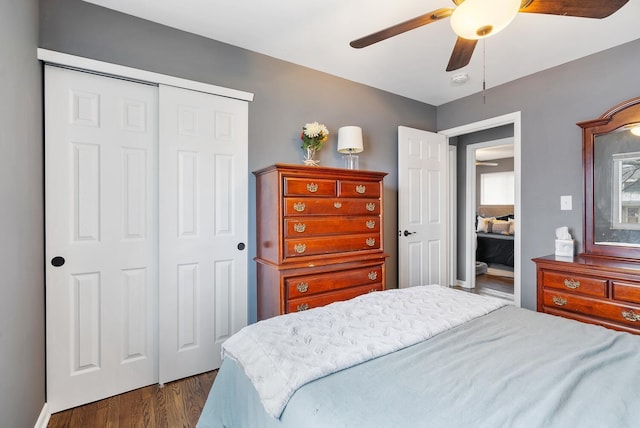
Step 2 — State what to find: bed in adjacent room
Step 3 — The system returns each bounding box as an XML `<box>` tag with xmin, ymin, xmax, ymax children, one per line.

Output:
<box><xmin>476</xmin><ymin>205</ymin><xmax>515</xmax><ymax>269</ymax></box>
<box><xmin>197</xmin><ymin>285</ymin><xmax>640</xmax><ymax>428</ymax></box>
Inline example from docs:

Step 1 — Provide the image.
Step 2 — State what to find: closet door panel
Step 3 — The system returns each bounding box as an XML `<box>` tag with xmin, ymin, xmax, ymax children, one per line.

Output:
<box><xmin>45</xmin><ymin>66</ymin><xmax>159</xmax><ymax>413</ymax></box>
<box><xmin>159</xmin><ymin>84</ymin><xmax>248</xmax><ymax>384</ymax></box>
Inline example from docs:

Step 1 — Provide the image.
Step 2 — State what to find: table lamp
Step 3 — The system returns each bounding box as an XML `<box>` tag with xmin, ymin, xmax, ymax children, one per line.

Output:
<box><xmin>337</xmin><ymin>126</ymin><xmax>364</xmax><ymax>170</ymax></box>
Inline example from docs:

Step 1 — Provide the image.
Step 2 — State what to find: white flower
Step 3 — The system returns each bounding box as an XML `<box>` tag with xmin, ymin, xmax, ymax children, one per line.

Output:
<box><xmin>303</xmin><ymin>121</ymin><xmax>328</xmax><ymax>138</ymax></box>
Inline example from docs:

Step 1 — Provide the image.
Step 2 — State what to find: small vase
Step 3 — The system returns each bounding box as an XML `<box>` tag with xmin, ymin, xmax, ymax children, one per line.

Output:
<box><xmin>303</xmin><ymin>147</ymin><xmax>320</xmax><ymax>166</ymax></box>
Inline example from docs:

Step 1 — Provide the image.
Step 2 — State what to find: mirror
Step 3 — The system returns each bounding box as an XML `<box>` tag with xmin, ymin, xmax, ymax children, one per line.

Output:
<box><xmin>594</xmin><ymin>131</ymin><xmax>640</xmax><ymax>245</ymax></box>
<box><xmin>579</xmin><ymin>96</ymin><xmax>640</xmax><ymax>258</ymax></box>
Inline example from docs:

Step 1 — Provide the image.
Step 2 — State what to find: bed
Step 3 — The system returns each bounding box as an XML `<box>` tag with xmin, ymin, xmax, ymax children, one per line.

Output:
<box><xmin>476</xmin><ymin>205</ymin><xmax>515</xmax><ymax>268</ymax></box>
<box><xmin>197</xmin><ymin>286</ymin><xmax>640</xmax><ymax>427</ymax></box>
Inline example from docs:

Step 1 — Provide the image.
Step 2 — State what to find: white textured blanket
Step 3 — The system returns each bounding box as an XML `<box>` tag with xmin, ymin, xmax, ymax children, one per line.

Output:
<box><xmin>222</xmin><ymin>285</ymin><xmax>507</xmax><ymax>419</ymax></box>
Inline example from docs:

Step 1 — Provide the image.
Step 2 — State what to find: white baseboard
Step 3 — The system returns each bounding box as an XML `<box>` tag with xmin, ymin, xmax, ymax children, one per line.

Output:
<box><xmin>34</xmin><ymin>403</ymin><xmax>50</xmax><ymax>428</ymax></box>
<box><xmin>455</xmin><ymin>279</ymin><xmax>470</xmax><ymax>289</ymax></box>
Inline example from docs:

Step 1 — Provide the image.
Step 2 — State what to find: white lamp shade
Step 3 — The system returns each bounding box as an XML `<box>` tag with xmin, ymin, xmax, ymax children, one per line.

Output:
<box><xmin>631</xmin><ymin>125</ymin><xmax>640</xmax><ymax>137</ymax></box>
<box><xmin>450</xmin><ymin>0</ymin><xmax>520</xmax><ymax>40</ymax></box>
<box><xmin>337</xmin><ymin>126</ymin><xmax>364</xmax><ymax>154</ymax></box>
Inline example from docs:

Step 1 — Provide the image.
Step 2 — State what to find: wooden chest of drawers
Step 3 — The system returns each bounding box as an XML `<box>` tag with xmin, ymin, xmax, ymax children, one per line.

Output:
<box><xmin>254</xmin><ymin>163</ymin><xmax>388</xmax><ymax>320</ymax></box>
<box><xmin>534</xmin><ymin>254</ymin><xmax>640</xmax><ymax>334</ymax></box>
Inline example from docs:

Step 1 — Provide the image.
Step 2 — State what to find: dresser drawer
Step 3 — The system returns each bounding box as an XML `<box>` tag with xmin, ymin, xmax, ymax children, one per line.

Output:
<box><xmin>287</xmin><ymin>283</ymin><xmax>383</xmax><ymax>313</ymax></box>
<box><xmin>612</xmin><ymin>281</ymin><xmax>640</xmax><ymax>304</ymax></box>
<box><xmin>284</xmin><ymin>198</ymin><xmax>380</xmax><ymax>216</ymax></box>
<box><xmin>543</xmin><ymin>290</ymin><xmax>640</xmax><ymax>328</ymax></box>
<box><xmin>285</xmin><ymin>235</ymin><xmax>381</xmax><ymax>258</ymax></box>
<box><xmin>284</xmin><ymin>177</ymin><xmax>336</xmax><ymax>196</ymax></box>
<box><xmin>339</xmin><ymin>180</ymin><xmax>380</xmax><ymax>198</ymax></box>
<box><xmin>285</xmin><ymin>216</ymin><xmax>380</xmax><ymax>238</ymax></box>
<box><xmin>541</xmin><ymin>270</ymin><xmax>606</xmax><ymax>297</ymax></box>
<box><xmin>286</xmin><ymin>265</ymin><xmax>383</xmax><ymax>299</ymax></box>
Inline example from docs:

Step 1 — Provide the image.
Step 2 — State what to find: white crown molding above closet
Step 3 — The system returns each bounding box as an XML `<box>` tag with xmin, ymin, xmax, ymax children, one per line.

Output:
<box><xmin>37</xmin><ymin>48</ymin><xmax>254</xmax><ymax>102</ymax></box>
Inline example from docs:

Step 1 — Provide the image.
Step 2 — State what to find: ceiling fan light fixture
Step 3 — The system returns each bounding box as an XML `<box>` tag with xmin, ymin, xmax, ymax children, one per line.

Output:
<box><xmin>450</xmin><ymin>0</ymin><xmax>521</xmax><ymax>40</ymax></box>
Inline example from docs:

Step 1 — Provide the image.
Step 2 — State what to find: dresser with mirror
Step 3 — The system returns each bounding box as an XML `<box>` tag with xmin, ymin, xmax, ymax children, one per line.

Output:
<box><xmin>534</xmin><ymin>97</ymin><xmax>640</xmax><ymax>334</ymax></box>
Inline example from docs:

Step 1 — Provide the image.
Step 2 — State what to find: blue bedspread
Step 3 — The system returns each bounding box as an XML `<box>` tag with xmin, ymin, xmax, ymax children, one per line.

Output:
<box><xmin>198</xmin><ymin>305</ymin><xmax>640</xmax><ymax>428</ymax></box>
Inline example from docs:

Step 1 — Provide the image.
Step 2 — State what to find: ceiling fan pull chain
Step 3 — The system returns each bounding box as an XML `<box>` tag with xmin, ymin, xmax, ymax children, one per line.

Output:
<box><xmin>482</xmin><ymin>39</ymin><xmax>486</xmax><ymax>105</ymax></box>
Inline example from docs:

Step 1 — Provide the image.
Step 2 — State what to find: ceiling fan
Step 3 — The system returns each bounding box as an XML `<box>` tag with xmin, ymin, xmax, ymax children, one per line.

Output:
<box><xmin>350</xmin><ymin>0</ymin><xmax>629</xmax><ymax>72</ymax></box>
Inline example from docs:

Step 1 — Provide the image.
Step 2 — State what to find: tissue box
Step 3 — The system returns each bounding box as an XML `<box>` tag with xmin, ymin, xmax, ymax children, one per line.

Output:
<box><xmin>555</xmin><ymin>239</ymin><xmax>574</xmax><ymax>257</ymax></box>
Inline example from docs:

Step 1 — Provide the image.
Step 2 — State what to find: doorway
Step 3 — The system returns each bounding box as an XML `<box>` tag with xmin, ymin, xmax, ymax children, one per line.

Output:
<box><xmin>467</xmin><ymin>139</ymin><xmax>515</xmax><ymax>301</ymax></box>
<box><xmin>440</xmin><ymin>112</ymin><xmax>521</xmax><ymax>307</ymax></box>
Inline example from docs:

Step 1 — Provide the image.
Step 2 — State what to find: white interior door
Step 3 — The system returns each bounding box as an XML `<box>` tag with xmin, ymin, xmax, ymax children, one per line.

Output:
<box><xmin>398</xmin><ymin>126</ymin><xmax>448</xmax><ymax>288</ymax></box>
<box><xmin>158</xmin><ymin>84</ymin><xmax>248</xmax><ymax>384</ymax></box>
<box><xmin>45</xmin><ymin>66</ymin><xmax>158</xmax><ymax>412</ymax></box>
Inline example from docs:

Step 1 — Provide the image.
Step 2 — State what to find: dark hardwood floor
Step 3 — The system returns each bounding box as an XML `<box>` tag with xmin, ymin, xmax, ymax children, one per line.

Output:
<box><xmin>476</xmin><ymin>273</ymin><xmax>514</xmax><ymax>294</ymax></box>
<box><xmin>48</xmin><ymin>370</ymin><xmax>217</xmax><ymax>428</ymax></box>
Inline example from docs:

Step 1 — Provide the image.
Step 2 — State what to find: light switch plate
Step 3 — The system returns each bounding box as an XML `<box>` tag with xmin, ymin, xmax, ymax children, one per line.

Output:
<box><xmin>561</xmin><ymin>195</ymin><xmax>572</xmax><ymax>211</ymax></box>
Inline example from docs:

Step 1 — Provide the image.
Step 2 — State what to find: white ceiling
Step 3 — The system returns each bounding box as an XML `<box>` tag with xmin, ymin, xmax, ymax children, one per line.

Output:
<box><xmin>84</xmin><ymin>0</ymin><xmax>640</xmax><ymax>106</ymax></box>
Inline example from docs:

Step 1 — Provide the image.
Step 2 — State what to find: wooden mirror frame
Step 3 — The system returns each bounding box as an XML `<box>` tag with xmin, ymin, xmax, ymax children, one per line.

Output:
<box><xmin>578</xmin><ymin>96</ymin><xmax>640</xmax><ymax>259</ymax></box>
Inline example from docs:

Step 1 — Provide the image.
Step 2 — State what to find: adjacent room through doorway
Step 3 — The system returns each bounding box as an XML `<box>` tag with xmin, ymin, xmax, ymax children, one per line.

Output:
<box><xmin>440</xmin><ymin>112</ymin><xmax>521</xmax><ymax>306</ymax></box>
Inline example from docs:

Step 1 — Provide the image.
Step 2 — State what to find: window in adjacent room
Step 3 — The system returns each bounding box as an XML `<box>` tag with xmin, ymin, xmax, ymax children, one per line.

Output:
<box><xmin>480</xmin><ymin>171</ymin><xmax>514</xmax><ymax>205</ymax></box>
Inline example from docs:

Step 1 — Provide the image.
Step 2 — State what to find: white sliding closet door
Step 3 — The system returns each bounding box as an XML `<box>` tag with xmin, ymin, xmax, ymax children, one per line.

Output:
<box><xmin>45</xmin><ymin>66</ymin><xmax>249</xmax><ymax>412</ymax></box>
<box><xmin>45</xmin><ymin>66</ymin><xmax>159</xmax><ymax>412</ymax></box>
<box><xmin>158</xmin><ymin>84</ymin><xmax>248</xmax><ymax>384</ymax></box>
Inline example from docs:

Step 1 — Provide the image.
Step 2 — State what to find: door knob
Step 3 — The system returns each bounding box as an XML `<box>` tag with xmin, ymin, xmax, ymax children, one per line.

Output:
<box><xmin>237</xmin><ymin>242</ymin><xmax>246</xmax><ymax>251</ymax></box>
<box><xmin>403</xmin><ymin>230</ymin><xmax>416</xmax><ymax>237</ymax></box>
<box><xmin>51</xmin><ymin>256</ymin><xmax>65</xmax><ymax>267</ymax></box>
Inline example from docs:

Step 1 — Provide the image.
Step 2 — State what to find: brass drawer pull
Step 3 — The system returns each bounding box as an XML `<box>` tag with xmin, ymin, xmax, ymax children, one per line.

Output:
<box><xmin>294</xmin><ymin>243</ymin><xmax>306</xmax><ymax>254</ymax></box>
<box><xmin>366</xmin><ymin>238</ymin><xmax>376</xmax><ymax>247</ymax></box>
<box><xmin>368</xmin><ymin>288</ymin><xmax>377</xmax><ymax>293</ymax></box>
<box><xmin>366</xmin><ymin>220</ymin><xmax>375</xmax><ymax>229</ymax></box>
<box><xmin>366</xmin><ymin>203</ymin><xmax>376</xmax><ymax>212</ymax></box>
<box><xmin>293</xmin><ymin>202</ymin><xmax>305</xmax><ymax>212</ymax></box>
<box><xmin>368</xmin><ymin>271</ymin><xmax>378</xmax><ymax>281</ymax></box>
<box><xmin>355</xmin><ymin>185</ymin><xmax>366</xmax><ymax>194</ymax></box>
<box><xmin>296</xmin><ymin>303</ymin><xmax>309</xmax><ymax>312</ymax></box>
<box><xmin>334</xmin><ymin>202</ymin><xmax>342</xmax><ymax>208</ymax></box>
<box><xmin>293</xmin><ymin>223</ymin><xmax>306</xmax><ymax>233</ymax></box>
<box><xmin>563</xmin><ymin>278</ymin><xmax>580</xmax><ymax>289</ymax></box>
<box><xmin>306</xmin><ymin>182</ymin><xmax>318</xmax><ymax>193</ymax></box>
<box><xmin>296</xmin><ymin>282</ymin><xmax>309</xmax><ymax>293</ymax></box>
<box><xmin>552</xmin><ymin>296</ymin><xmax>568</xmax><ymax>306</ymax></box>
<box><xmin>622</xmin><ymin>310</ymin><xmax>640</xmax><ymax>322</ymax></box>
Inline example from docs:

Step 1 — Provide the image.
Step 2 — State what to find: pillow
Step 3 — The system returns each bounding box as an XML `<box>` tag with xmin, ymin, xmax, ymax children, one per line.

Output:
<box><xmin>495</xmin><ymin>214</ymin><xmax>513</xmax><ymax>221</ymax></box>
<box><xmin>476</xmin><ymin>216</ymin><xmax>494</xmax><ymax>233</ymax></box>
<box><xmin>508</xmin><ymin>218</ymin><xmax>515</xmax><ymax>235</ymax></box>
<box><xmin>492</xmin><ymin>219</ymin><xmax>511</xmax><ymax>235</ymax></box>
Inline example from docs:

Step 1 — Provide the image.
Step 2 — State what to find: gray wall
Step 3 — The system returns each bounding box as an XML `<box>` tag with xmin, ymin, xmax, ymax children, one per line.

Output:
<box><xmin>439</xmin><ymin>37</ymin><xmax>640</xmax><ymax>309</ymax></box>
<box><xmin>39</xmin><ymin>0</ymin><xmax>438</xmax><ymax>322</ymax></box>
<box><xmin>1</xmin><ymin>0</ymin><xmax>46</xmax><ymax>426</ymax></box>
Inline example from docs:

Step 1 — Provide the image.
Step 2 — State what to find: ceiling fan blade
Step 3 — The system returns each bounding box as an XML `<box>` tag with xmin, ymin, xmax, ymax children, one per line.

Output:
<box><xmin>350</xmin><ymin>8</ymin><xmax>454</xmax><ymax>49</ymax></box>
<box><xmin>446</xmin><ymin>38</ymin><xmax>478</xmax><ymax>72</ymax></box>
<box><xmin>519</xmin><ymin>0</ymin><xmax>629</xmax><ymax>19</ymax></box>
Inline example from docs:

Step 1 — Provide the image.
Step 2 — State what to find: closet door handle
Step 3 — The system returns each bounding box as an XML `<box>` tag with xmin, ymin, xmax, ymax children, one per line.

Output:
<box><xmin>51</xmin><ymin>256</ymin><xmax>65</xmax><ymax>267</ymax></box>
<box><xmin>403</xmin><ymin>230</ymin><xmax>416</xmax><ymax>237</ymax></box>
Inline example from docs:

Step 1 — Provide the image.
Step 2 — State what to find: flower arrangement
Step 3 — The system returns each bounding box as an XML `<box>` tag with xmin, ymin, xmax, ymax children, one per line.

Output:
<box><xmin>300</xmin><ymin>121</ymin><xmax>329</xmax><ymax>151</ymax></box>
<box><xmin>300</xmin><ymin>121</ymin><xmax>329</xmax><ymax>166</ymax></box>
